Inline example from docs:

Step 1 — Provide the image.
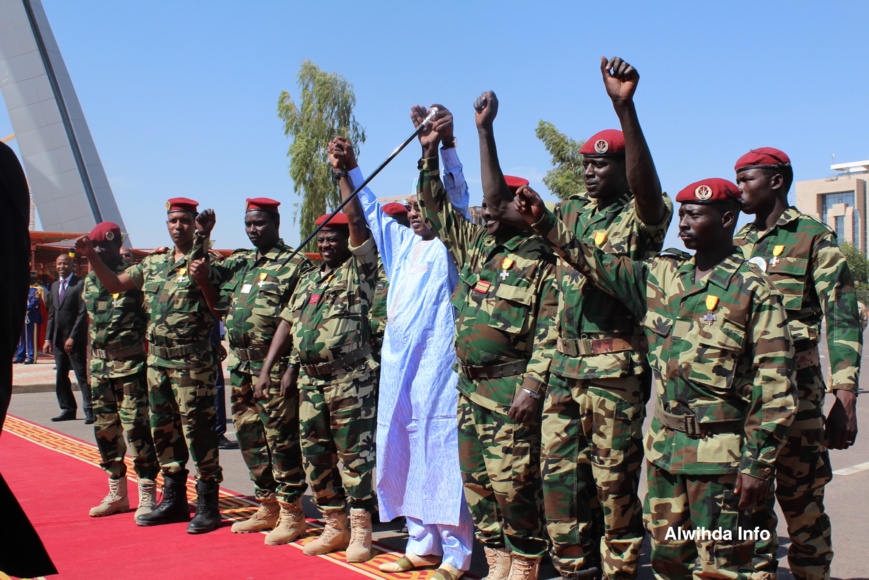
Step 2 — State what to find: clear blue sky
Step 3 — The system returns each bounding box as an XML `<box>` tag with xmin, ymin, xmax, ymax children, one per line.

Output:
<box><xmin>2</xmin><ymin>1</ymin><xmax>868</xmax><ymax>251</ymax></box>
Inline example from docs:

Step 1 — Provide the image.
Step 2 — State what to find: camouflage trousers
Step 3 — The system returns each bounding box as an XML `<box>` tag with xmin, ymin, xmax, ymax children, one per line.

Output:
<box><xmin>541</xmin><ymin>374</ymin><xmax>645</xmax><ymax>579</ymax></box>
<box><xmin>230</xmin><ymin>367</ymin><xmax>305</xmax><ymax>503</ymax></box>
<box><xmin>90</xmin><ymin>366</ymin><xmax>159</xmax><ymax>480</ymax></box>
<box><xmin>645</xmin><ymin>465</ymin><xmax>754</xmax><ymax>579</ymax></box>
<box><xmin>299</xmin><ymin>359</ymin><xmax>377</xmax><ymax>514</ymax></box>
<box><xmin>457</xmin><ymin>393</ymin><xmax>547</xmax><ymax>559</ymax></box>
<box><xmin>147</xmin><ymin>363</ymin><xmax>222</xmax><ymax>482</ymax></box>
<box><xmin>753</xmin><ymin>366</ymin><xmax>832</xmax><ymax>579</ymax></box>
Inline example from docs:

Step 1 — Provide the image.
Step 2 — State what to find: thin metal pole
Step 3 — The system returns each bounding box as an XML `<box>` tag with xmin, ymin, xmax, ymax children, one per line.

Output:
<box><xmin>281</xmin><ymin>108</ymin><xmax>439</xmax><ymax>266</ymax></box>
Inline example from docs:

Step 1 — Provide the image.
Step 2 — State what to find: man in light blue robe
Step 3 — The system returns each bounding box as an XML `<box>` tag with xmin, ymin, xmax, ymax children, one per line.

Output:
<box><xmin>341</xmin><ymin>108</ymin><xmax>474</xmax><ymax>579</ymax></box>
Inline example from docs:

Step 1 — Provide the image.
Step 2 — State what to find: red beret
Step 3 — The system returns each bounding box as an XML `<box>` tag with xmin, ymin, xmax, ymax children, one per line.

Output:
<box><xmin>246</xmin><ymin>197</ymin><xmax>281</xmax><ymax>212</ymax></box>
<box><xmin>580</xmin><ymin>129</ymin><xmax>625</xmax><ymax>157</ymax></box>
<box><xmin>734</xmin><ymin>147</ymin><xmax>791</xmax><ymax>172</ymax></box>
<box><xmin>315</xmin><ymin>212</ymin><xmax>349</xmax><ymax>229</ymax></box>
<box><xmin>166</xmin><ymin>197</ymin><xmax>199</xmax><ymax>213</ymax></box>
<box><xmin>89</xmin><ymin>221</ymin><xmax>122</xmax><ymax>243</ymax></box>
<box><xmin>504</xmin><ymin>175</ymin><xmax>529</xmax><ymax>193</ymax></box>
<box><xmin>382</xmin><ymin>202</ymin><xmax>408</xmax><ymax>217</ymax></box>
<box><xmin>676</xmin><ymin>178</ymin><xmax>742</xmax><ymax>204</ymax></box>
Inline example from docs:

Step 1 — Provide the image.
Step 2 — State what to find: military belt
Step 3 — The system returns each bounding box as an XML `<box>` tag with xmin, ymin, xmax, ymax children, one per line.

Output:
<box><xmin>795</xmin><ymin>346</ymin><xmax>820</xmax><ymax>371</ymax></box>
<box><xmin>148</xmin><ymin>337</ymin><xmax>211</xmax><ymax>359</ymax></box>
<box><xmin>557</xmin><ymin>336</ymin><xmax>641</xmax><ymax>357</ymax></box>
<box><xmin>460</xmin><ymin>359</ymin><xmax>528</xmax><ymax>380</ymax></box>
<box><xmin>232</xmin><ymin>346</ymin><xmax>268</xmax><ymax>362</ymax></box>
<box><xmin>91</xmin><ymin>343</ymin><xmax>145</xmax><ymax>361</ymax></box>
<box><xmin>302</xmin><ymin>344</ymin><xmax>371</xmax><ymax>378</ymax></box>
<box><xmin>654</xmin><ymin>402</ymin><xmax>742</xmax><ymax>438</ymax></box>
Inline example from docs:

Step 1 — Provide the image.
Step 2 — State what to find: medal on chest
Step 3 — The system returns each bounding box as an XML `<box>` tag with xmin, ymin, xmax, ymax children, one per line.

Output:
<box><xmin>593</xmin><ymin>230</ymin><xmax>607</xmax><ymax>247</ymax></box>
<box><xmin>769</xmin><ymin>245</ymin><xmax>785</xmax><ymax>267</ymax></box>
<box><xmin>748</xmin><ymin>256</ymin><xmax>768</xmax><ymax>272</ymax></box>
<box><xmin>703</xmin><ymin>295</ymin><xmax>719</xmax><ymax>325</ymax></box>
<box><xmin>176</xmin><ymin>267</ymin><xmax>188</xmax><ymax>283</ymax></box>
<box><xmin>308</xmin><ymin>293</ymin><xmax>321</xmax><ymax>304</ymax></box>
<box><xmin>258</xmin><ymin>272</ymin><xmax>268</xmax><ymax>288</ymax></box>
<box><xmin>500</xmin><ymin>258</ymin><xmax>514</xmax><ymax>280</ymax></box>
<box><xmin>111</xmin><ymin>293</ymin><xmax>120</xmax><ymax>307</ymax></box>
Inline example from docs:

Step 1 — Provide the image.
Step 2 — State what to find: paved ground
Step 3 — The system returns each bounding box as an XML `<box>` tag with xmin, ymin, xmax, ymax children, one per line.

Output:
<box><xmin>7</xmin><ymin>342</ymin><xmax>869</xmax><ymax>579</ymax></box>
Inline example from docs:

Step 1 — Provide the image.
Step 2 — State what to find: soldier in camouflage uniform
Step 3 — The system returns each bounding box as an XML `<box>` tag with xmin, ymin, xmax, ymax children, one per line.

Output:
<box><xmin>515</xmin><ymin>178</ymin><xmax>797</xmax><ymax>579</ymax></box>
<box><xmin>476</xmin><ymin>57</ymin><xmax>671</xmax><ymax>580</ymax></box>
<box><xmin>204</xmin><ymin>198</ymin><xmax>312</xmax><ymax>545</ymax></box>
<box><xmin>733</xmin><ymin>148</ymin><xmax>862</xmax><ymax>580</ymax></box>
<box><xmin>78</xmin><ymin>222</ymin><xmax>159</xmax><ymax>524</ymax></box>
<box><xmin>78</xmin><ymin>198</ymin><xmax>224</xmax><ymax>535</ymax></box>
<box><xmin>415</xmin><ymin>112</ymin><xmax>558</xmax><ymax>580</ymax></box>
<box><xmin>259</xmin><ymin>138</ymin><xmax>380</xmax><ymax>562</ymax></box>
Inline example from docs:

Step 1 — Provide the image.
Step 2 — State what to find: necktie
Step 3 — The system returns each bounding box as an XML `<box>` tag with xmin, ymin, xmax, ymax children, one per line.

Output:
<box><xmin>59</xmin><ymin>279</ymin><xmax>67</xmax><ymax>302</ymax></box>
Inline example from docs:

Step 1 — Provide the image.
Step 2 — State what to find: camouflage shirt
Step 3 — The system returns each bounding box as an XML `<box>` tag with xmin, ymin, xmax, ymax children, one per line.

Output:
<box><xmin>559</xmin><ymin>239</ymin><xmax>796</xmax><ymax>479</ymax></box>
<box><xmin>82</xmin><ymin>258</ymin><xmax>147</xmax><ymax>378</ymax></box>
<box><xmin>534</xmin><ymin>192</ymin><xmax>672</xmax><ymax>379</ymax></box>
<box><xmin>280</xmin><ymin>237</ymin><xmax>379</xmax><ymax>370</ymax></box>
<box><xmin>125</xmin><ymin>243</ymin><xmax>216</xmax><ymax>369</ymax></box>
<box><xmin>213</xmin><ymin>240</ymin><xmax>312</xmax><ymax>375</ymax></box>
<box><xmin>417</xmin><ymin>156</ymin><xmax>558</xmax><ymax>416</ymax></box>
<box><xmin>735</xmin><ymin>207</ymin><xmax>862</xmax><ymax>392</ymax></box>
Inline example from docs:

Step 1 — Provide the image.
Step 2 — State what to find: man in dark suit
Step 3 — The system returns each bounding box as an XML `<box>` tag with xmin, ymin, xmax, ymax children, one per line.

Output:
<box><xmin>0</xmin><ymin>139</ymin><xmax>58</xmax><ymax>579</ymax></box>
<box><xmin>43</xmin><ymin>253</ymin><xmax>91</xmax><ymax>422</ymax></box>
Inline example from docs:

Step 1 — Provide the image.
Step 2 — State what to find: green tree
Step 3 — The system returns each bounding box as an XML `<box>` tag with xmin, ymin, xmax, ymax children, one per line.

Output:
<box><xmin>535</xmin><ymin>120</ymin><xmax>586</xmax><ymax>200</ymax></box>
<box><xmin>277</xmin><ymin>60</ymin><xmax>366</xmax><ymax>242</ymax></box>
<box><xmin>840</xmin><ymin>241</ymin><xmax>869</xmax><ymax>283</ymax></box>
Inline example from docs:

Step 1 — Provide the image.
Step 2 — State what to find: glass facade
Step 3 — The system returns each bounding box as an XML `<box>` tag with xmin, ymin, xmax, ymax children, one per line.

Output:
<box><xmin>820</xmin><ymin>191</ymin><xmax>855</xmax><ymax>224</ymax></box>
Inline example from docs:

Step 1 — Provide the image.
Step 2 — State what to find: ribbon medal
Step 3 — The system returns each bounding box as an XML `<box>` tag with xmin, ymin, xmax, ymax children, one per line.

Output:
<box><xmin>111</xmin><ymin>293</ymin><xmax>120</xmax><ymax>307</ymax></box>
<box><xmin>258</xmin><ymin>272</ymin><xmax>268</xmax><ymax>288</ymax></box>
<box><xmin>703</xmin><ymin>295</ymin><xmax>719</xmax><ymax>325</ymax></box>
<box><xmin>500</xmin><ymin>258</ymin><xmax>514</xmax><ymax>280</ymax></box>
<box><xmin>594</xmin><ymin>231</ymin><xmax>607</xmax><ymax>247</ymax></box>
<box><xmin>177</xmin><ymin>267</ymin><xmax>187</xmax><ymax>282</ymax></box>
<box><xmin>769</xmin><ymin>245</ymin><xmax>785</xmax><ymax>267</ymax></box>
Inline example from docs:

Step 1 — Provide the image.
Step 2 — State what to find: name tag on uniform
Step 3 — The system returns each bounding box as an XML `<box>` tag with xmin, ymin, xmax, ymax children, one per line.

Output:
<box><xmin>241</xmin><ymin>284</ymin><xmax>253</xmax><ymax>294</ymax></box>
<box><xmin>309</xmin><ymin>293</ymin><xmax>322</xmax><ymax>304</ymax></box>
<box><xmin>474</xmin><ymin>280</ymin><xmax>491</xmax><ymax>294</ymax></box>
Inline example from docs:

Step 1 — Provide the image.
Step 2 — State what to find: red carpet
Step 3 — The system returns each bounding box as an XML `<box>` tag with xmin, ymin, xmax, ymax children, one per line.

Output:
<box><xmin>0</xmin><ymin>416</ymin><xmax>438</xmax><ymax>580</ymax></box>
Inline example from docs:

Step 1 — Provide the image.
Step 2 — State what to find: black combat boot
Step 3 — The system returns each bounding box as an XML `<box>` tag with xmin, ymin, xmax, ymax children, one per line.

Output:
<box><xmin>186</xmin><ymin>479</ymin><xmax>222</xmax><ymax>534</ymax></box>
<box><xmin>136</xmin><ymin>470</ymin><xmax>190</xmax><ymax>526</ymax></box>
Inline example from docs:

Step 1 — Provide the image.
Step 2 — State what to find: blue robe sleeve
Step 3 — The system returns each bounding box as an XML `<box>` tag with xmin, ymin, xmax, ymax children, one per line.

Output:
<box><xmin>441</xmin><ymin>147</ymin><xmax>471</xmax><ymax>220</ymax></box>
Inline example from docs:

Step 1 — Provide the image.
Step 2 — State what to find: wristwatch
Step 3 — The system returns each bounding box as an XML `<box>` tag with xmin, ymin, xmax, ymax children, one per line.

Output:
<box><xmin>332</xmin><ymin>170</ymin><xmax>349</xmax><ymax>181</ymax></box>
<box><xmin>521</xmin><ymin>387</ymin><xmax>540</xmax><ymax>399</ymax></box>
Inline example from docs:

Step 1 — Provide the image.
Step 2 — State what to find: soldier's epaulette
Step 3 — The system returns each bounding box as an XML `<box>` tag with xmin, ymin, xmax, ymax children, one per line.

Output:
<box><xmin>208</xmin><ymin>249</ymin><xmax>223</xmax><ymax>258</ymax></box>
<box><xmin>658</xmin><ymin>247</ymin><xmax>690</xmax><ymax>260</ymax></box>
<box><xmin>230</xmin><ymin>248</ymin><xmax>248</xmax><ymax>256</ymax></box>
<box><xmin>149</xmin><ymin>247</ymin><xmax>169</xmax><ymax>255</ymax></box>
<box><xmin>799</xmin><ymin>213</ymin><xmax>835</xmax><ymax>236</ymax></box>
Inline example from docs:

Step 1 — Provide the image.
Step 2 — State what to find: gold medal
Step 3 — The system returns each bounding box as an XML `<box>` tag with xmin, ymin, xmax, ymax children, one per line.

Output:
<box><xmin>258</xmin><ymin>272</ymin><xmax>268</xmax><ymax>288</ymax></box>
<box><xmin>111</xmin><ymin>293</ymin><xmax>120</xmax><ymax>307</ymax></box>
<box><xmin>594</xmin><ymin>231</ymin><xmax>607</xmax><ymax>246</ymax></box>
<box><xmin>703</xmin><ymin>295</ymin><xmax>719</xmax><ymax>325</ymax></box>
<box><xmin>770</xmin><ymin>245</ymin><xmax>785</xmax><ymax>267</ymax></box>
<box><xmin>500</xmin><ymin>258</ymin><xmax>514</xmax><ymax>280</ymax></box>
<box><xmin>177</xmin><ymin>267</ymin><xmax>187</xmax><ymax>282</ymax></box>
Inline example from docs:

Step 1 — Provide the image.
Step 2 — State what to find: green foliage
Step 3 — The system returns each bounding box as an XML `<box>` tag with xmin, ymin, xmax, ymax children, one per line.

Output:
<box><xmin>535</xmin><ymin>120</ymin><xmax>586</xmax><ymax>201</ymax></box>
<box><xmin>277</xmin><ymin>60</ymin><xmax>366</xmax><ymax>243</ymax></box>
<box><xmin>840</xmin><ymin>242</ymin><xmax>869</xmax><ymax>284</ymax></box>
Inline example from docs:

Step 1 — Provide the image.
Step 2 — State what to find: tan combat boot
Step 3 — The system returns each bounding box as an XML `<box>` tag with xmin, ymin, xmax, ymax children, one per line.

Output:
<box><xmin>345</xmin><ymin>508</ymin><xmax>373</xmax><ymax>562</ymax></box>
<box><xmin>134</xmin><ymin>478</ymin><xmax>157</xmax><ymax>523</ymax></box>
<box><xmin>507</xmin><ymin>554</ymin><xmax>540</xmax><ymax>580</ymax></box>
<box><xmin>264</xmin><ymin>498</ymin><xmax>306</xmax><ymax>545</ymax></box>
<box><xmin>303</xmin><ymin>510</ymin><xmax>350</xmax><ymax>556</ymax></box>
<box><xmin>231</xmin><ymin>494</ymin><xmax>279</xmax><ymax>533</ymax></box>
<box><xmin>89</xmin><ymin>476</ymin><xmax>130</xmax><ymax>517</ymax></box>
<box><xmin>482</xmin><ymin>547</ymin><xmax>512</xmax><ymax>580</ymax></box>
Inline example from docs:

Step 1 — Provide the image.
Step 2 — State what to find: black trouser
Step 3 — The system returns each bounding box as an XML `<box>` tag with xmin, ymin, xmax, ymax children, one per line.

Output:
<box><xmin>54</xmin><ymin>345</ymin><xmax>90</xmax><ymax>414</ymax></box>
